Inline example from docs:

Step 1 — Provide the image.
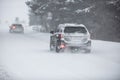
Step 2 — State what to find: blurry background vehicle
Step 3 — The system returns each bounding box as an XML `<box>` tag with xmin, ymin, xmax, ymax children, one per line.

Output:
<box><xmin>9</xmin><ymin>24</ymin><xmax>24</xmax><ymax>33</ymax></box>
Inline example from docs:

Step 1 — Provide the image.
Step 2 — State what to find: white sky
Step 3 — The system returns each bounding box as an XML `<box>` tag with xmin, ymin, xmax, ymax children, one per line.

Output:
<box><xmin>0</xmin><ymin>0</ymin><xmax>29</xmax><ymax>25</ymax></box>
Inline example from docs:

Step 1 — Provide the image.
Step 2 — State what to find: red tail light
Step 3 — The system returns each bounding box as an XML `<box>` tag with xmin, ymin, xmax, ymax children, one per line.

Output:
<box><xmin>60</xmin><ymin>44</ymin><xmax>65</xmax><ymax>48</ymax></box>
<box><xmin>12</xmin><ymin>26</ymin><xmax>16</xmax><ymax>29</ymax></box>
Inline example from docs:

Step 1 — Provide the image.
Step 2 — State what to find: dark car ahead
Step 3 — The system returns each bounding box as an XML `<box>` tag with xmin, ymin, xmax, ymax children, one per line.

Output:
<box><xmin>9</xmin><ymin>24</ymin><xmax>24</xmax><ymax>33</ymax></box>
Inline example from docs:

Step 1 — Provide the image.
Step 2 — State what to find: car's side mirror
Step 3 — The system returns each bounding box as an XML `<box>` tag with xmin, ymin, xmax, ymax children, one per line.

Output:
<box><xmin>50</xmin><ymin>31</ymin><xmax>54</xmax><ymax>34</ymax></box>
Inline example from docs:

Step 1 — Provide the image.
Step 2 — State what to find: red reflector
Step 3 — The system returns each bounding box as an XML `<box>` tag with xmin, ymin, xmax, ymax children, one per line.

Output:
<box><xmin>12</xmin><ymin>26</ymin><xmax>16</xmax><ymax>29</ymax></box>
<box><xmin>60</xmin><ymin>44</ymin><xmax>65</xmax><ymax>48</ymax></box>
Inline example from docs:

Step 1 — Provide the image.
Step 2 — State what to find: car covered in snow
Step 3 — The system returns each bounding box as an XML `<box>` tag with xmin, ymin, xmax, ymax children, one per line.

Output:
<box><xmin>50</xmin><ymin>23</ymin><xmax>91</xmax><ymax>53</ymax></box>
<box><xmin>9</xmin><ymin>24</ymin><xmax>24</xmax><ymax>33</ymax></box>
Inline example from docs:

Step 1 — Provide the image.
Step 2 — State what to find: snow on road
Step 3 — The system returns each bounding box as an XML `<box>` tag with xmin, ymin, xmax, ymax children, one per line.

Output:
<box><xmin>0</xmin><ymin>25</ymin><xmax>120</xmax><ymax>80</ymax></box>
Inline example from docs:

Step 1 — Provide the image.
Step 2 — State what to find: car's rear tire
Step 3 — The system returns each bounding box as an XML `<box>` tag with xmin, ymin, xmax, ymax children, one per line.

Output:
<box><xmin>9</xmin><ymin>29</ymin><xmax>13</xmax><ymax>33</ymax></box>
<box><xmin>56</xmin><ymin>45</ymin><xmax>60</xmax><ymax>53</ymax></box>
<box><xmin>85</xmin><ymin>49</ymin><xmax>91</xmax><ymax>53</ymax></box>
<box><xmin>50</xmin><ymin>43</ymin><xmax>54</xmax><ymax>51</ymax></box>
<box><xmin>21</xmin><ymin>31</ymin><xmax>24</xmax><ymax>33</ymax></box>
<box><xmin>55</xmin><ymin>41</ymin><xmax>61</xmax><ymax>53</ymax></box>
<box><xmin>84</xmin><ymin>40</ymin><xmax>91</xmax><ymax>53</ymax></box>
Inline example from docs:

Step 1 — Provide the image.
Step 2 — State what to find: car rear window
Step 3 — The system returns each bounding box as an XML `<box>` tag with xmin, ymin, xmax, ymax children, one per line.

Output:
<box><xmin>64</xmin><ymin>26</ymin><xmax>87</xmax><ymax>33</ymax></box>
<box><xmin>12</xmin><ymin>24</ymin><xmax>22</xmax><ymax>27</ymax></box>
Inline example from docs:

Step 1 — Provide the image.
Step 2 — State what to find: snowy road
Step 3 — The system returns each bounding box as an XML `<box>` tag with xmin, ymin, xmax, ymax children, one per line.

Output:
<box><xmin>0</xmin><ymin>26</ymin><xmax>120</xmax><ymax>80</ymax></box>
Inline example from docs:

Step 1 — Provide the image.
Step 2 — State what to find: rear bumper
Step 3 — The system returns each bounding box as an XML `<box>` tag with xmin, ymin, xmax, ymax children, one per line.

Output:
<box><xmin>10</xmin><ymin>29</ymin><xmax>24</xmax><ymax>32</ymax></box>
<box><xmin>64</xmin><ymin>40</ymin><xmax>91</xmax><ymax>47</ymax></box>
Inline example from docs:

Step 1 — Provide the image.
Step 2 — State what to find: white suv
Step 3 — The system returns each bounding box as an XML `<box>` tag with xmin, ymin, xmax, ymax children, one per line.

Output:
<box><xmin>50</xmin><ymin>23</ymin><xmax>91</xmax><ymax>53</ymax></box>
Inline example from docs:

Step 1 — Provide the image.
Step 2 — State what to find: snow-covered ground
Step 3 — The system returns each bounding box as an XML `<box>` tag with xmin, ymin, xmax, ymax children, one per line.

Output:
<box><xmin>0</xmin><ymin>25</ymin><xmax>120</xmax><ymax>80</ymax></box>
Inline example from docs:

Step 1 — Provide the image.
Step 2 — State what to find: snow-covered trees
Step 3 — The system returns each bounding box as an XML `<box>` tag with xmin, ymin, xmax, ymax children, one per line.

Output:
<box><xmin>26</xmin><ymin>0</ymin><xmax>94</xmax><ymax>29</ymax></box>
<box><xmin>26</xmin><ymin>0</ymin><xmax>120</xmax><ymax>42</ymax></box>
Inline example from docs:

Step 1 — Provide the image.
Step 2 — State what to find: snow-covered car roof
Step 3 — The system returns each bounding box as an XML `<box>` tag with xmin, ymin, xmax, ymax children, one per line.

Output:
<box><xmin>58</xmin><ymin>23</ymin><xmax>86</xmax><ymax>28</ymax></box>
